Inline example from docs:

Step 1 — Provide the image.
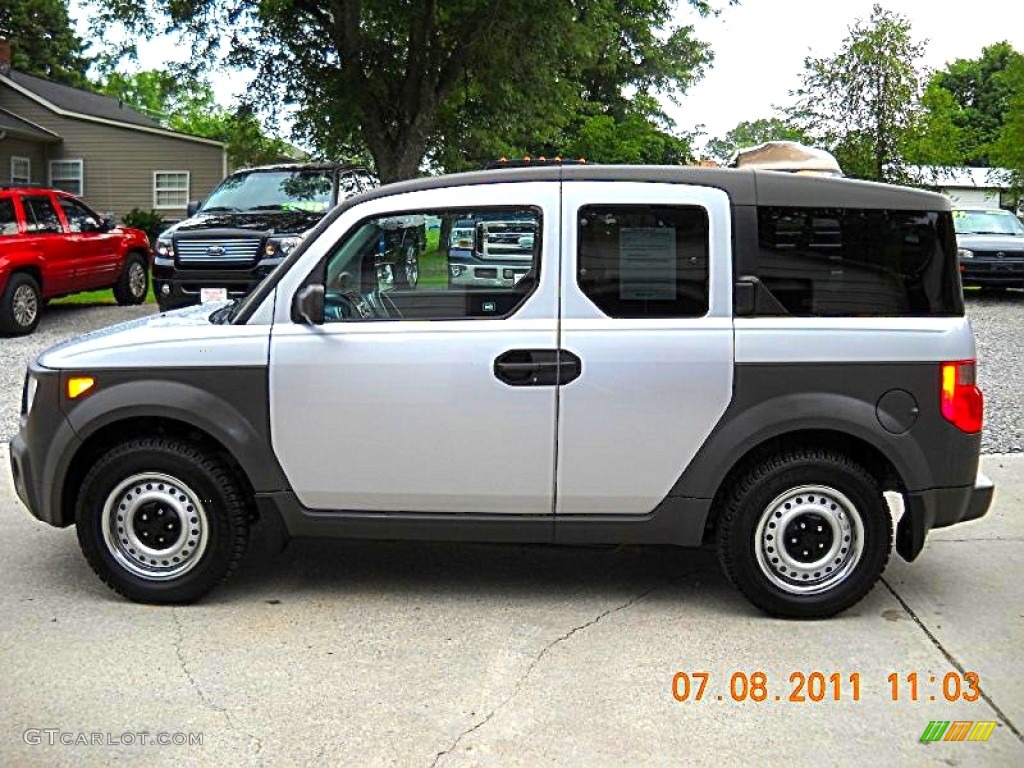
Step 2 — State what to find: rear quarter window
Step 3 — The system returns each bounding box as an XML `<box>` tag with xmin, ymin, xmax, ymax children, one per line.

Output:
<box><xmin>753</xmin><ymin>207</ymin><xmax>964</xmax><ymax>317</ymax></box>
<box><xmin>0</xmin><ymin>198</ymin><xmax>18</xmax><ymax>236</ymax></box>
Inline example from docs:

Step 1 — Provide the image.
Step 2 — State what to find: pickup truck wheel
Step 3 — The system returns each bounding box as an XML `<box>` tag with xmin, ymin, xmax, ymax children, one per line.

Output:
<box><xmin>392</xmin><ymin>242</ymin><xmax>420</xmax><ymax>289</ymax></box>
<box><xmin>715</xmin><ymin>449</ymin><xmax>891</xmax><ymax>619</ymax></box>
<box><xmin>113</xmin><ymin>253</ymin><xmax>148</xmax><ymax>305</ymax></box>
<box><xmin>75</xmin><ymin>437</ymin><xmax>249</xmax><ymax>603</ymax></box>
<box><xmin>0</xmin><ymin>273</ymin><xmax>42</xmax><ymax>336</ymax></box>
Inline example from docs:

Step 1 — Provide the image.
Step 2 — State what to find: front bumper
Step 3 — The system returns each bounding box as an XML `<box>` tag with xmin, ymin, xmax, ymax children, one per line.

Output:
<box><xmin>152</xmin><ymin>258</ymin><xmax>281</xmax><ymax>308</ymax></box>
<box><xmin>961</xmin><ymin>259</ymin><xmax>1024</xmax><ymax>286</ymax></box>
<box><xmin>896</xmin><ymin>473</ymin><xmax>995</xmax><ymax>561</ymax></box>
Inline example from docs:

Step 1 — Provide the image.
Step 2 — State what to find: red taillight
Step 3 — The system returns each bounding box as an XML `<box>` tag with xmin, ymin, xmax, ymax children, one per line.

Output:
<box><xmin>940</xmin><ymin>360</ymin><xmax>983</xmax><ymax>433</ymax></box>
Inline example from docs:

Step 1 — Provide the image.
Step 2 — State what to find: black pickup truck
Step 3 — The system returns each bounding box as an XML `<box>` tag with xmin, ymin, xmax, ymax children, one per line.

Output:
<box><xmin>152</xmin><ymin>162</ymin><xmax>424</xmax><ymax>311</ymax></box>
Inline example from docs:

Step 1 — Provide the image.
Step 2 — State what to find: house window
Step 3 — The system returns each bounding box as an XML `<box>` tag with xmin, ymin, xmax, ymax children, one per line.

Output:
<box><xmin>49</xmin><ymin>159</ymin><xmax>84</xmax><ymax>196</ymax></box>
<box><xmin>11</xmin><ymin>156</ymin><xmax>31</xmax><ymax>185</ymax></box>
<box><xmin>154</xmin><ymin>171</ymin><xmax>190</xmax><ymax>209</ymax></box>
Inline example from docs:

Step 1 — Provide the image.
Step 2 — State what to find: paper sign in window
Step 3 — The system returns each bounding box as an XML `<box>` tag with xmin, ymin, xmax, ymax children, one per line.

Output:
<box><xmin>619</xmin><ymin>227</ymin><xmax>677</xmax><ymax>300</ymax></box>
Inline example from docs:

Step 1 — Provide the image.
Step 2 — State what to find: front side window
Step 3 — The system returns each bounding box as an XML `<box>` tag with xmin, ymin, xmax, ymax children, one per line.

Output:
<box><xmin>577</xmin><ymin>205</ymin><xmax>710</xmax><ymax>318</ymax></box>
<box><xmin>11</xmin><ymin>157</ymin><xmax>30</xmax><ymax>185</ymax></box>
<box><xmin>755</xmin><ymin>207</ymin><xmax>963</xmax><ymax>317</ymax></box>
<box><xmin>154</xmin><ymin>171</ymin><xmax>190</xmax><ymax>209</ymax></box>
<box><xmin>202</xmin><ymin>169</ymin><xmax>333</xmax><ymax>214</ymax></box>
<box><xmin>49</xmin><ymin>159</ymin><xmax>83</xmax><ymax>196</ymax></box>
<box><xmin>319</xmin><ymin>206</ymin><xmax>541</xmax><ymax>322</ymax></box>
<box><xmin>0</xmin><ymin>198</ymin><xmax>19</xmax><ymax>236</ymax></box>
<box><xmin>20</xmin><ymin>195</ymin><xmax>63</xmax><ymax>234</ymax></box>
<box><xmin>58</xmin><ymin>196</ymin><xmax>100</xmax><ymax>233</ymax></box>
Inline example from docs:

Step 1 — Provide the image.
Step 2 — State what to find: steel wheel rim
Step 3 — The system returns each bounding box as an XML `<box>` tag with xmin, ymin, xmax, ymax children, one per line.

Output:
<box><xmin>405</xmin><ymin>244</ymin><xmax>419</xmax><ymax>287</ymax></box>
<box><xmin>100</xmin><ymin>472</ymin><xmax>210</xmax><ymax>580</ymax></box>
<box><xmin>12</xmin><ymin>284</ymin><xmax>38</xmax><ymax>327</ymax></box>
<box><xmin>128</xmin><ymin>262</ymin><xmax>147</xmax><ymax>297</ymax></box>
<box><xmin>754</xmin><ymin>484</ymin><xmax>865</xmax><ymax>595</ymax></box>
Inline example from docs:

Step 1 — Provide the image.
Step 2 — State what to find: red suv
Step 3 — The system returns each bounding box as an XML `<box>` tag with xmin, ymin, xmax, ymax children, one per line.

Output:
<box><xmin>0</xmin><ymin>186</ymin><xmax>151</xmax><ymax>335</ymax></box>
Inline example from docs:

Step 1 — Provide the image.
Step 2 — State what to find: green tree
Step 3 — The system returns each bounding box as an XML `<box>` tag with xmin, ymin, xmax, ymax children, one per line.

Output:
<box><xmin>88</xmin><ymin>0</ymin><xmax>727</xmax><ymax>181</ymax></box>
<box><xmin>100</xmin><ymin>70</ymin><xmax>295</xmax><ymax>168</ymax></box>
<box><xmin>787</xmin><ymin>4</ymin><xmax>923</xmax><ymax>182</ymax></box>
<box><xmin>0</xmin><ymin>0</ymin><xmax>91</xmax><ymax>86</ymax></box>
<box><xmin>901</xmin><ymin>80</ymin><xmax>965</xmax><ymax>166</ymax></box>
<box><xmin>705</xmin><ymin>117</ymin><xmax>809</xmax><ymax>164</ymax></box>
<box><xmin>925</xmin><ymin>42</ymin><xmax>1024</xmax><ymax>166</ymax></box>
<box><xmin>990</xmin><ymin>56</ymin><xmax>1024</xmax><ymax>196</ymax></box>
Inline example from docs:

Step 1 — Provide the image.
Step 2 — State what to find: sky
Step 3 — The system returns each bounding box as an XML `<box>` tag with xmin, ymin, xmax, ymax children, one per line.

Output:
<box><xmin>71</xmin><ymin>0</ymin><xmax>1024</xmax><ymax>152</ymax></box>
<box><xmin>670</xmin><ymin>0</ymin><xmax>1024</xmax><ymax>148</ymax></box>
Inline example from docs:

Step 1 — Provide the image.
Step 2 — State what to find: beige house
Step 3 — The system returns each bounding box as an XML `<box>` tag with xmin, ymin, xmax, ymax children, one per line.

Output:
<box><xmin>0</xmin><ymin>50</ymin><xmax>226</xmax><ymax>222</ymax></box>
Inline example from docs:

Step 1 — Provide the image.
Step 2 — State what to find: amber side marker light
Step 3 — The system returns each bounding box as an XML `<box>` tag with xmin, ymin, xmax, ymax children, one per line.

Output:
<box><xmin>67</xmin><ymin>376</ymin><xmax>96</xmax><ymax>399</ymax></box>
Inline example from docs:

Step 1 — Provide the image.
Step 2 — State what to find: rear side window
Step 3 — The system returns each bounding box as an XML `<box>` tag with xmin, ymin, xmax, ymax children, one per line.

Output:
<box><xmin>754</xmin><ymin>207</ymin><xmax>963</xmax><ymax>317</ymax></box>
<box><xmin>577</xmin><ymin>205</ymin><xmax>709</xmax><ymax>318</ymax></box>
<box><xmin>0</xmin><ymin>198</ymin><xmax>18</xmax><ymax>236</ymax></box>
<box><xmin>20</xmin><ymin>195</ymin><xmax>63</xmax><ymax>235</ymax></box>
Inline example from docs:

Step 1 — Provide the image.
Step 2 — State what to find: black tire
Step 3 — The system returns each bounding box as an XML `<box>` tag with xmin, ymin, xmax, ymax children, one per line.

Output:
<box><xmin>0</xmin><ymin>272</ymin><xmax>42</xmax><ymax>336</ymax></box>
<box><xmin>75</xmin><ymin>437</ymin><xmax>249</xmax><ymax>604</ymax></box>
<box><xmin>113</xmin><ymin>252</ymin><xmax>149</xmax><ymax>305</ymax></box>
<box><xmin>391</xmin><ymin>241</ymin><xmax>420</xmax><ymax>289</ymax></box>
<box><xmin>715</xmin><ymin>448</ymin><xmax>891</xmax><ymax>619</ymax></box>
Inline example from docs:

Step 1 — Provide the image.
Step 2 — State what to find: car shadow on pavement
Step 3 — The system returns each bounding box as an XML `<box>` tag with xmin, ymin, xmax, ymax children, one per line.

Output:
<box><xmin>209</xmin><ymin>538</ymin><xmax>748</xmax><ymax>614</ymax></box>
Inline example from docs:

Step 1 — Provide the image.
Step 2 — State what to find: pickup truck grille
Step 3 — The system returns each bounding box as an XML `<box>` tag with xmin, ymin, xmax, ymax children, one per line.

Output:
<box><xmin>175</xmin><ymin>237</ymin><xmax>262</xmax><ymax>265</ymax></box>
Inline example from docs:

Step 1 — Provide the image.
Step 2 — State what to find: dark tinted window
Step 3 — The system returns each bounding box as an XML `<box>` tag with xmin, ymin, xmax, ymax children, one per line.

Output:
<box><xmin>58</xmin><ymin>196</ymin><xmax>99</xmax><ymax>233</ymax></box>
<box><xmin>20</xmin><ymin>195</ymin><xmax>63</xmax><ymax>234</ymax></box>
<box><xmin>0</xmin><ymin>198</ymin><xmax>18</xmax><ymax>236</ymax></box>
<box><xmin>577</xmin><ymin>205</ymin><xmax>709</xmax><ymax>318</ymax></box>
<box><xmin>754</xmin><ymin>207</ymin><xmax>963</xmax><ymax>317</ymax></box>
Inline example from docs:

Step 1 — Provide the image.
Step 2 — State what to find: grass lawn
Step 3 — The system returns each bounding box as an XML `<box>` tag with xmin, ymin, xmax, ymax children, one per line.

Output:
<box><xmin>50</xmin><ymin>284</ymin><xmax>157</xmax><ymax>306</ymax></box>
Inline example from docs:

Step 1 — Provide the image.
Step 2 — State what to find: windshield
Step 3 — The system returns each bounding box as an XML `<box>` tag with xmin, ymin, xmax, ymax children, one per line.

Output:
<box><xmin>201</xmin><ymin>170</ymin><xmax>335</xmax><ymax>214</ymax></box>
<box><xmin>953</xmin><ymin>210</ymin><xmax>1024</xmax><ymax>236</ymax></box>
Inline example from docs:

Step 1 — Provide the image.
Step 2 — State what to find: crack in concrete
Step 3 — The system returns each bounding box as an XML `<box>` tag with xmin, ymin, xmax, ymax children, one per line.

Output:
<box><xmin>429</xmin><ymin>587</ymin><xmax>657</xmax><ymax>768</ymax></box>
<box><xmin>880</xmin><ymin>578</ymin><xmax>1023</xmax><ymax>745</ymax></box>
<box><xmin>171</xmin><ymin>607</ymin><xmax>266</xmax><ymax>763</ymax></box>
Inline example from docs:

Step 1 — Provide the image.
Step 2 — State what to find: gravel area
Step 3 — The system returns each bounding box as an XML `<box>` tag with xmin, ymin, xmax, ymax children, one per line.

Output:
<box><xmin>969</xmin><ymin>290</ymin><xmax>1024</xmax><ymax>454</ymax></box>
<box><xmin>0</xmin><ymin>294</ymin><xmax>1019</xmax><ymax>452</ymax></box>
<box><xmin>1</xmin><ymin>303</ymin><xmax>155</xmax><ymax>441</ymax></box>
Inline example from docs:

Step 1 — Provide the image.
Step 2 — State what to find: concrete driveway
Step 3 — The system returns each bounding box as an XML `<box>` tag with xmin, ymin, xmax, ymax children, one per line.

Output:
<box><xmin>1</xmin><ymin>444</ymin><xmax>1021</xmax><ymax>767</ymax></box>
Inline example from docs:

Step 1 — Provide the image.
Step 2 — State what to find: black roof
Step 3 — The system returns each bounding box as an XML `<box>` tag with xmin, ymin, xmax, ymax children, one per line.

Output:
<box><xmin>358</xmin><ymin>165</ymin><xmax>950</xmax><ymax>211</ymax></box>
<box><xmin>5</xmin><ymin>70</ymin><xmax>162</xmax><ymax>128</ymax></box>
<box><xmin>0</xmin><ymin>107</ymin><xmax>60</xmax><ymax>141</ymax></box>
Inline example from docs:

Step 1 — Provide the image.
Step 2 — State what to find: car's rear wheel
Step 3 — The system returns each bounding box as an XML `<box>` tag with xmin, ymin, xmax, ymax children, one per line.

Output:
<box><xmin>75</xmin><ymin>437</ymin><xmax>249</xmax><ymax>603</ymax></box>
<box><xmin>114</xmin><ymin>252</ymin><xmax>149</xmax><ymax>305</ymax></box>
<box><xmin>0</xmin><ymin>272</ymin><xmax>42</xmax><ymax>336</ymax></box>
<box><xmin>715</xmin><ymin>448</ymin><xmax>891</xmax><ymax>619</ymax></box>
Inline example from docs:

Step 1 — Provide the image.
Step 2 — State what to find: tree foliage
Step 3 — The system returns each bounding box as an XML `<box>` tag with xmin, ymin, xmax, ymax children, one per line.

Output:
<box><xmin>914</xmin><ymin>42</ymin><xmax>1024</xmax><ymax>167</ymax></box>
<box><xmin>99</xmin><ymin>70</ymin><xmax>296</xmax><ymax>168</ymax></box>
<box><xmin>705</xmin><ymin>117</ymin><xmax>809</xmax><ymax>164</ymax></box>
<box><xmin>87</xmin><ymin>1</ymin><xmax>727</xmax><ymax>181</ymax></box>
<box><xmin>0</xmin><ymin>0</ymin><xmax>92</xmax><ymax>86</ymax></box>
<box><xmin>990</xmin><ymin>56</ymin><xmax>1024</xmax><ymax>194</ymax></box>
<box><xmin>787</xmin><ymin>4</ymin><xmax>923</xmax><ymax>182</ymax></box>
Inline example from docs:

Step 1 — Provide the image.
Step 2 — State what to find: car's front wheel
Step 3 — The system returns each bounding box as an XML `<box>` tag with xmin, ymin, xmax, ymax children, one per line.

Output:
<box><xmin>75</xmin><ymin>437</ymin><xmax>249</xmax><ymax>603</ymax></box>
<box><xmin>113</xmin><ymin>252</ymin><xmax>149</xmax><ymax>305</ymax></box>
<box><xmin>0</xmin><ymin>272</ymin><xmax>42</xmax><ymax>336</ymax></box>
<box><xmin>716</xmin><ymin>448</ymin><xmax>892</xmax><ymax>619</ymax></box>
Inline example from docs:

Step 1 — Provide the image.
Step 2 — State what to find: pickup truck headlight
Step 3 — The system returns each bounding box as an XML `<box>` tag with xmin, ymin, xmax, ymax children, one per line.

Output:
<box><xmin>957</xmin><ymin>248</ymin><xmax>974</xmax><ymax>259</ymax></box>
<box><xmin>156</xmin><ymin>237</ymin><xmax>174</xmax><ymax>257</ymax></box>
<box><xmin>264</xmin><ymin>234</ymin><xmax>305</xmax><ymax>258</ymax></box>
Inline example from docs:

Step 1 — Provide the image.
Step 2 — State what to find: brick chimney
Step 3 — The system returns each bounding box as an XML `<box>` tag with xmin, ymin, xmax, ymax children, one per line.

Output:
<box><xmin>0</xmin><ymin>38</ymin><xmax>11</xmax><ymax>75</ymax></box>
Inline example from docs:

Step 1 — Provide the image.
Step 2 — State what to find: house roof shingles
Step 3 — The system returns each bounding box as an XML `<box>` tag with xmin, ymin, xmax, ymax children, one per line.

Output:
<box><xmin>6</xmin><ymin>70</ymin><xmax>162</xmax><ymax>128</ymax></box>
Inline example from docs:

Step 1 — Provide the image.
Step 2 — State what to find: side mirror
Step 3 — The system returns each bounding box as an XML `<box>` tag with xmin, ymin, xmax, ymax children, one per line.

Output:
<box><xmin>101</xmin><ymin>214</ymin><xmax>115</xmax><ymax>232</ymax></box>
<box><xmin>187</xmin><ymin>200</ymin><xmax>202</xmax><ymax>217</ymax></box>
<box><xmin>292</xmin><ymin>284</ymin><xmax>325</xmax><ymax>325</ymax></box>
